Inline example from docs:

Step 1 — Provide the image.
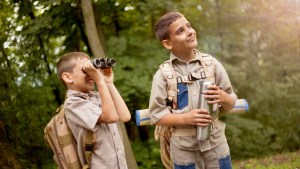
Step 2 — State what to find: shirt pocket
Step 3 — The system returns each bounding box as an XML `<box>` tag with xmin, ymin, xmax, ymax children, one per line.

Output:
<box><xmin>210</xmin><ymin>120</ymin><xmax>226</xmax><ymax>140</ymax></box>
<box><xmin>177</xmin><ymin>83</ymin><xmax>188</xmax><ymax>110</ymax></box>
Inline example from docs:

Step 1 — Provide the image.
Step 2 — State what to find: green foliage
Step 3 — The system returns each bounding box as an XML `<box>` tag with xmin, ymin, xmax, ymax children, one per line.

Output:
<box><xmin>225</xmin><ymin>115</ymin><xmax>276</xmax><ymax>158</ymax></box>
<box><xmin>0</xmin><ymin>0</ymin><xmax>300</xmax><ymax>168</ymax></box>
<box><xmin>131</xmin><ymin>128</ymin><xmax>163</xmax><ymax>169</ymax></box>
<box><xmin>106</xmin><ymin>35</ymin><xmax>168</xmax><ymax>109</ymax></box>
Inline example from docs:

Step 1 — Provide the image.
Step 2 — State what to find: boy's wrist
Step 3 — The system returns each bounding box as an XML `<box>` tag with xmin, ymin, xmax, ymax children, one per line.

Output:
<box><xmin>222</xmin><ymin>94</ymin><xmax>235</xmax><ymax>110</ymax></box>
<box><xmin>105</xmin><ymin>82</ymin><xmax>115</xmax><ymax>87</ymax></box>
<box><xmin>96</xmin><ymin>81</ymin><xmax>106</xmax><ymax>87</ymax></box>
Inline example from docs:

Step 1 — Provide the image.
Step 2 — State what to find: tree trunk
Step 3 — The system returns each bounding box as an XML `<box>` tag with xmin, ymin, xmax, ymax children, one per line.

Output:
<box><xmin>119</xmin><ymin>122</ymin><xmax>139</xmax><ymax>169</ymax></box>
<box><xmin>93</xmin><ymin>4</ymin><xmax>107</xmax><ymax>53</ymax></box>
<box><xmin>80</xmin><ymin>0</ymin><xmax>106</xmax><ymax>58</ymax></box>
<box><xmin>80</xmin><ymin>1</ymin><xmax>138</xmax><ymax>168</ymax></box>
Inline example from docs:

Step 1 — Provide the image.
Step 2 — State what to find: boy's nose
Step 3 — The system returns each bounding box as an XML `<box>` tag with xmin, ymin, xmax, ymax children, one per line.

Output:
<box><xmin>187</xmin><ymin>28</ymin><xmax>195</xmax><ymax>36</ymax></box>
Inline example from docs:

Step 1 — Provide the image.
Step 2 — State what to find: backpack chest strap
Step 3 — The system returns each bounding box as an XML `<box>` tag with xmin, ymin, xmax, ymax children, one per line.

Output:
<box><xmin>176</xmin><ymin>71</ymin><xmax>207</xmax><ymax>84</ymax></box>
<box><xmin>160</xmin><ymin>62</ymin><xmax>178</xmax><ymax>109</ymax></box>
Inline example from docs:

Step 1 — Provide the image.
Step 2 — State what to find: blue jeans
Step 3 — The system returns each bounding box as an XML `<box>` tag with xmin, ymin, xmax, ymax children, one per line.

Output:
<box><xmin>174</xmin><ymin>163</ymin><xmax>195</xmax><ymax>169</ymax></box>
<box><xmin>174</xmin><ymin>155</ymin><xmax>232</xmax><ymax>169</ymax></box>
<box><xmin>218</xmin><ymin>155</ymin><xmax>232</xmax><ymax>169</ymax></box>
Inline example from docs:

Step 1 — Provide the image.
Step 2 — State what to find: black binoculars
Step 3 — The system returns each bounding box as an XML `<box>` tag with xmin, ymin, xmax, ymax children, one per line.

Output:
<box><xmin>91</xmin><ymin>58</ymin><xmax>116</xmax><ymax>69</ymax></box>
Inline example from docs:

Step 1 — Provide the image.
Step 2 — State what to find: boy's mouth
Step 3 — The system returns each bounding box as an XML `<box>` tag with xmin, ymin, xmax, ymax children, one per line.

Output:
<box><xmin>187</xmin><ymin>36</ymin><xmax>196</xmax><ymax>42</ymax></box>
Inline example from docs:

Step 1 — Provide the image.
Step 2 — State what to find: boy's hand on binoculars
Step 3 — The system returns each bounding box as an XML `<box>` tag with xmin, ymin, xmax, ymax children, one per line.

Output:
<box><xmin>185</xmin><ymin>109</ymin><xmax>212</xmax><ymax>126</ymax></box>
<box><xmin>82</xmin><ymin>61</ymin><xmax>105</xmax><ymax>83</ymax></box>
<box><xmin>204</xmin><ymin>85</ymin><xmax>227</xmax><ymax>104</ymax></box>
<box><xmin>100</xmin><ymin>67</ymin><xmax>114</xmax><ymax>84</ymax></box>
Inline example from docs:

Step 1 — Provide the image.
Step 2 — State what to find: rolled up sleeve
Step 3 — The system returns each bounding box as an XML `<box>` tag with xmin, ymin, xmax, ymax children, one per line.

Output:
<box><xmin>214</xmin><ymin>58</ymin><xmax>238</xmax><ymax>101</ymax></box>
<box><xmin>65</xmin><ymin>95</ymin><xmax>102</xmax><ymax>132</ymax></box>
<box><xmin>149</xmin><ymin>70</ymin><xmax>172</xmax><ymax>125</ymax></box>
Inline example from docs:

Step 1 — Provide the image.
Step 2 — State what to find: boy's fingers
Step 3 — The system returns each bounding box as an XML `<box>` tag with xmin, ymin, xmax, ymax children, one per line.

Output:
<box><xmin>196</xmin><ymin>113</ymin><xmax>212</xmax><ymax>119</ymax></box>
<box><xmin>208</xmin><ymin>99</ymin><xmax>222</xmax><ymax>104</ymax></box>
<box><xmin>195</xmin><ymin>119</ymin><xmax>212</xmax><ymax>126</ymax></box>
<box><xmin>208</xmin><ymin>85</ymin><xmax>221</xmax><ymax>90</ymax></box>
<box><xmin>83</xmin><ymin>61</ymin><xmax>93</xmax><ymax>70</ymax></box>
<box><xmin>100</xmin><ymin>67</ymin><xmax>113</xmax><ymax>74</ymax></box>
<box><xmin>207</xmin><ymin>84</ymin><xmax>217</xmax><ymax>89</ymax></box>
<box><xmin>205</xmin><ymin>89</ymin><xmax>220</xmax><ymax>95</ymax></box>
<box><xmin>197</xmin><ymin>111</ymin><xmax>208</xmax><ymax>115</ymax></box>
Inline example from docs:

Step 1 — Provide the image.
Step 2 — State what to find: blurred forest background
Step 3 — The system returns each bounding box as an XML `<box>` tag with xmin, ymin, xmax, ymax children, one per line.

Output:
<box><xmin>0</xmin><ymin>0</ymin><xmax>299</xmax><ymax>168</ymax></box>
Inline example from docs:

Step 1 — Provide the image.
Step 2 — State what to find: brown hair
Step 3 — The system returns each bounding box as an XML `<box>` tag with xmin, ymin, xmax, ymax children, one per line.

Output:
<box><xmin>57</xmin><ymin>52</ymin><xmax>90</xmax><ymax>85</ymax></box>
<box><xmin>154</xmin><ymin>12</ymin><xmax>183</xmax><ymax>42</ymax></box>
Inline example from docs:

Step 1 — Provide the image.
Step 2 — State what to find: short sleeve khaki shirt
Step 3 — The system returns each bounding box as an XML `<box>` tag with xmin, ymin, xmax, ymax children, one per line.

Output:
<box><xmin>149</xmin><ymin>49</ymin><xmax>237</xmax><ymax>151</ymax></box>
<box><xmin>64</xmin><ymin>90</ymin><xmax>128</xmax><ymax>169</ymax></box>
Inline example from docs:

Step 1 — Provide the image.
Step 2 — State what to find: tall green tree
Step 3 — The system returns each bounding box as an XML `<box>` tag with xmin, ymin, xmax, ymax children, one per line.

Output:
<box><xmin>0</xmin><ymin>0</ymin><xmax>299</xmax><ymax>168</ymax></box>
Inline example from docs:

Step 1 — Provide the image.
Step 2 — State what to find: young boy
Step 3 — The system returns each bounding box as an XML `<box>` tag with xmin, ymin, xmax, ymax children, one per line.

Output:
<box><xmin>57</xmin><ymin>52</ymin><xmax>131</xmax><ymax>169</ymax></box>
<box><xmin>149</xmin><ymin>12</ymin><xmax>237</xmax><ymax>169</ymax></box>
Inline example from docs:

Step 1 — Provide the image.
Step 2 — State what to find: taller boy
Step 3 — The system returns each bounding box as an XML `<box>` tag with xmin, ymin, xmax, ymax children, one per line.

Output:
<box><xmin>149</xmin><ymin>12</ymin><xmax>237</xmax><ymax>169</ymax></box>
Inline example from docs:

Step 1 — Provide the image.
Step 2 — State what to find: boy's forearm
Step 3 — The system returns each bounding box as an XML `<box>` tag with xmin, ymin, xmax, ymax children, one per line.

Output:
<box><xmin>155</xmin><ymin>109</ymin><xmax>211</xmax><ymax>127</ymax></box>
<box><xmin>96</xmin><ymin>81</ymin><xmax>119</xmax><ymax>123</ymax></box>
<box><xmin>106</xmin><ymin>83</ymin><xmax>131</xmax><ymax>122</ymax></box>
<box><xmin>155</xmin><ymin>113</ymin><xmax>187</xmax><ymax>126</ymax></box>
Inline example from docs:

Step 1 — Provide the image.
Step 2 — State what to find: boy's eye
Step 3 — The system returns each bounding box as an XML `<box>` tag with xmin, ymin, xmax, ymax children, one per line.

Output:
<box><xmin>176</xmin><ymin>28</ymin><xmax>184</xmax><ymax>35</ymax></box>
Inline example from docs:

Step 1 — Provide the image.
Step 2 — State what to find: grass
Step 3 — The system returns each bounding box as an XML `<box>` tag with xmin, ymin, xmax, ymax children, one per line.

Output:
<box><xmin>232</xmin><ymin>150</ymin><xmax>300</xmax><ymax>169</ymax></box>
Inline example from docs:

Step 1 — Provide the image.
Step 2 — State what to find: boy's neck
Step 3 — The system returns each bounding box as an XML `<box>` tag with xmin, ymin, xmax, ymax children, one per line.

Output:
<box><xmin>172</xmin><ymin>49</ymin><xmax>196</xmax><ymax>62</ymax></box>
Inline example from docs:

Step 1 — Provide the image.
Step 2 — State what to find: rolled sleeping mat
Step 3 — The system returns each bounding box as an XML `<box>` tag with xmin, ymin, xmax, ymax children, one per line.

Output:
<box><xmin>135</xmin><ymin>99</ymin><xmax>249</xmax><ymax>126</ymax></box>
<box><xmin>135</xmin><ymin>109</ymin><xmax>150</xmax><ymax>126</ymax></box>
<box><xmin>226</xmin><ymin>99</ymin><xmax>249</xmax><ymax>114</ymax></box>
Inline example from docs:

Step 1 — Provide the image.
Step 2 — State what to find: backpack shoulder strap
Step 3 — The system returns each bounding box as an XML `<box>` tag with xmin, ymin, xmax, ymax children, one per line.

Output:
<box><xmin>200</xmin><ymin>53</ymin><xmax>216</xmax><ymax>83</ymax></box>
<box><xmin>157</xmin><ymin>60</ymin><xmax>176</xmax><ymax>169</ymax></box>
<box><xmin>159</xmin><ymin>60</ymin><xmax>178</xmax><ymax>110</ymax></box>
<box><xmin>58</xmin><ymin>104</ymin><xmax>95</xmax><ymax>169</ymax></box>
<box><xmin>54</xmin><ymin>104</ymin><xmax>82</xmax><ymax>169</ymax></box>
<box><xmin>83</xmin><ymin>130</ymin><xmax>95</xmax><ymax>168</ymax></box>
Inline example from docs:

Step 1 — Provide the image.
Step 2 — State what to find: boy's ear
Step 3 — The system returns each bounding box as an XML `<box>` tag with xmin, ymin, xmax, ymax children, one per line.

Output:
<box><xmin>62</xmin><ymin>72</ymin><xmax>73</xmax><ymax>84</ymax></box>
<box><xmin>162</xmin><ymin>40</ymin><xmax>172</xmax><ymax>50</ymax></box>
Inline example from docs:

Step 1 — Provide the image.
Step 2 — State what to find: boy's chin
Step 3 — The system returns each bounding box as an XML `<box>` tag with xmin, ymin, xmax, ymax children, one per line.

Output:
<box><xmin>88</xmin><ymin>86</ymin><xmax>95</xmax><ymax>91</ymax></box>
<box><xmin>84</xmin><ymin>84</ymin><xmax>95</xmax><ymax>92</ymax></box>
<box><xmin>191</xmin><ymin>42</ymin><xmax>198</xmax><ymax>48</ymax></box>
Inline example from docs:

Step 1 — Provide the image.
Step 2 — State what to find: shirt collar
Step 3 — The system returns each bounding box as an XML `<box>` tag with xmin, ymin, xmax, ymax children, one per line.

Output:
<box><xmin>169</xmin><ymin>49</ymin><xmax>204</xmax><ymax>64</ymax></box>
<box><xmin>66</xmin><ymin>90</ymin><xmax>98</xmax><ymax>100</ymax></box>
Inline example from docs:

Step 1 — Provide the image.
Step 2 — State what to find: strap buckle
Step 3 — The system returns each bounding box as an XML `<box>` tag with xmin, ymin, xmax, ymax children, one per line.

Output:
<box><xmin>177</xmin><ymin>75</ymin><xmax>193</xmax><ymax>83</ymax></box>
<box><xmin>85</xmin><ymin>143</ymin><xmax>93</xmax><ymax>151</ymax></box>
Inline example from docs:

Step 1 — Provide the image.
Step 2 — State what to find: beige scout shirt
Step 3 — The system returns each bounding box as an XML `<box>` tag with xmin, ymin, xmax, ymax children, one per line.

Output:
<box><xmin>149</xmin><ymin>49</ymin><xmax>237</xmax><ymax>152</ymax></box>
<box><xmin>64</xmin><ymin>90</ymin><xmax>128</xmax><ymax>169</ymax></box>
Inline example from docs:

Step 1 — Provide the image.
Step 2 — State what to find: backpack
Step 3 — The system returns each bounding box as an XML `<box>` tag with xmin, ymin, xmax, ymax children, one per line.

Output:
<box><xmin>44</xmin><ymin>104</ymin><xmax>94</xmax><ymax>169</ymax></box>
<box><xmin>154</xmin><ymin>53</ymin><xmax>216</xmax><ymax>169</ymax></box>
